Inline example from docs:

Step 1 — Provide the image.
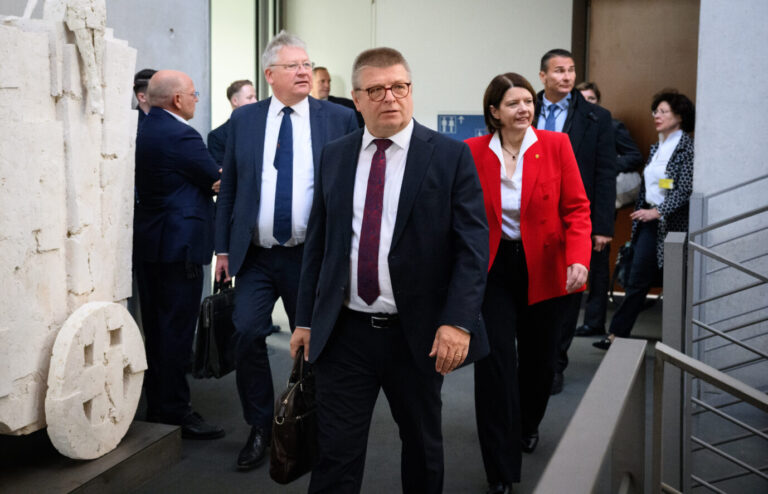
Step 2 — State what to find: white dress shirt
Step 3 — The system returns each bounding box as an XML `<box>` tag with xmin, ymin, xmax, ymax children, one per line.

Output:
<box><xmin>256</xmin><ymin>96</ymin><xmax>314</xmax><ymax>247</ymax></box>
<box><xmin>163</xmin><ymin>109</ymin><xmax>189</xmax><ymax>125</ymax></box>
<box><xmin>346</xmin><ymin>119</ymin><xmax>414</xmax><ymax>313</ymax></box>
<box><xmin>644</xmin><ymin>129</ymin><xmax>682</xmax><ymax>206</ymax></box>
<box><xmin>489</xmin><ymin>127</ymin><xmax>538</xmax><ymax>240</ymax></box>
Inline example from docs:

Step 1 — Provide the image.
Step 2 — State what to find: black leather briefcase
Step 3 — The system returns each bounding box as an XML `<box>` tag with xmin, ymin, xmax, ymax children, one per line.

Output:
<box><xmin>193</xmin><ymin>280</ymin><xmax>236</xmax><ymax>379</ymax></box>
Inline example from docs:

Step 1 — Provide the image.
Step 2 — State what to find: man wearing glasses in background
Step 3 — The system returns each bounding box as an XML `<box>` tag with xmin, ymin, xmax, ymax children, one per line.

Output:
<box><xmin>290</xmin><ymin>47</ymin><xmax>489</xmax><ymax>493</ymax></box>
<box><xmin>214</xmin><ymin>30</ymin><xmax>358</xmax><ymax>471</ymax></box>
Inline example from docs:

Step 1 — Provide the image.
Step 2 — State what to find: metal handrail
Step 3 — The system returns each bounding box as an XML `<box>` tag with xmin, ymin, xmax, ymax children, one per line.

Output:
<box><xmin>691</xmin><ymin>397</ymin><xmax>768</xmax><ymax>442</ymax></box>
<box><xmin>689</xmin><ymin>204</ymin><xmax>768</xmax><ymax>237</ymax></box>
<box><xmin>534</xmin><ymin>338</ymin><xmax>647</xmax><ymax>494</ymax></box>
<box><xmin>691</xmin><ymin>319</ymin><xmax>768</xmax><ymax>359</ymax></box>
<box><xmin>652</xmin><ymin>343</ymin><xmax>768</xmax><ymax>492</ymax></box>
<box><xmin>693</xmin><ymin>315</ymin><xmax>768</xmax><ymax>343</ymax></box>
<box><xmin>697</xmin><ymin>172</ymin><xmax>768</xmax><ymax>200</ymax></box>
<box><xmin>688</xmin><ymin>242</ymin><xmax>768</xmax><ymax>283</ymax></box>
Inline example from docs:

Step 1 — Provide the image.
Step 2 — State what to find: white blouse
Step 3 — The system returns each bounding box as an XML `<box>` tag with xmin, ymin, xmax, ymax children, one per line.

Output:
<box><xmin>644</xmin><ymin>129</ymin><xmax>682</xmax><ymax>206</ymax></box>
<box><xmin>489</xmin><ymin>127</ymin><xmax>539</xmax><ymax>240</ymax></box>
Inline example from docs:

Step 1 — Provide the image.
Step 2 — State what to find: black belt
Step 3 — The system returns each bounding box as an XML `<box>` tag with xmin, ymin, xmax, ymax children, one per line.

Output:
<box><xmin>342</xmin><ymin>307</ymin><xmax>400</xmax><ymax>329</ymax></box>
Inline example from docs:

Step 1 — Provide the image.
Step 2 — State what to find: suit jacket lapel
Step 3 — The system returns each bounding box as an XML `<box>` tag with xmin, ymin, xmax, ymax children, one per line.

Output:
<box><xmin>308</xmin><ymin>96</ymin><xmax>324</xmax><ymax>171</ymax></box>
<box><xmin>480</xmin><ymin>142</ymin><xmax>502</xmax><ymax>231</ymax></box>
<box><xmin>521</xmin><ymin>137</ymin><xmax>543</xmax><ymax>215</ymax></box>
<box><xmin>339</xmin><ymin>130</ymin><xmax>364</xmax><ymax>250</ymax></box>
<box><xmin>391</xmin><ymin>121</ymin><xmax>433</xmax><ymax>250</ymax></box>
<box><xmin>250</xmin><ymin>98</ymin><xmax>270</xmax><ymax>192</ymax></box>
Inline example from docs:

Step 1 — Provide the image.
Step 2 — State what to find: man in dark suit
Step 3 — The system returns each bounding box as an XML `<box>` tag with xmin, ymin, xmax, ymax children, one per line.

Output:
<box><xmin>214</xmin><ymin>31</ymin><xmax>358</xmax><ymax>470</ymax></box>
<box><xmin>290</xmin><ymin>47</ymin><xmax>489</xmax><ymax>494</ymax></box>
<box><xmin>312</xmin><ymin>65</ymin><xmax>364</xmax><ymax>127</ymax></box>
<box><xmin>533</xmin><ymin>49</ymin><xmax>617</xmax><ymax>397</ymax></box>
<box><xmin>207</xmin><ymin>79</ymin><xmax>257</xmax><ymax>168</ymax></box>
<box><xmin>134</xmin><ymin>70</ymin><xmax>223</xmax><ymax>439</ymax></box>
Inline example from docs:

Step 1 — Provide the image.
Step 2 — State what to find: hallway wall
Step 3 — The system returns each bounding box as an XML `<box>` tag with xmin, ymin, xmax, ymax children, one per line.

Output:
<box><xmin>284</xmin><ymin>0</ymin><xmax>573</xmax><ymax>130</ymax></box>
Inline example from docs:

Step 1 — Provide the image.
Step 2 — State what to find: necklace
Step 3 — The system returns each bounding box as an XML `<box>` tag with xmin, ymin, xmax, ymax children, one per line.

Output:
<box><xmin>502</xmin><ymin>145</ymin><xmax>520</xmax><ymax>161</ymax></box>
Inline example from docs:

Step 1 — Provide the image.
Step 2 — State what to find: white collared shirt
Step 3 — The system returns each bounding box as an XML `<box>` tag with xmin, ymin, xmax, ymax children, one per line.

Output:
<box><xmin>162</xmin><ymin>108</ymin><xmax>189</xmax><ymax>125</ymax></box>
<box><xmin>346</xmin><ymin>119</ymin><xmax>414</xmax><ymax>313</ymax></box>
<box><xmin>644</xmin><ymin>129</ymin><xmax>682</xmax><ymax>206</ymax></box>
<box><xmin>489</xmin><ymin>127</ymin><xmax>538</xmax><ymax>240</ymax></box>
<box><xmin>256</xmin><ymin>96</ymin><xmax>314</xmax><ymax>247</ymax></box>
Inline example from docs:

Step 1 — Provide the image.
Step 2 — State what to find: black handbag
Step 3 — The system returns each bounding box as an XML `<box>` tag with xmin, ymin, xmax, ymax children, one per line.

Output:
<box><xmin>609</xmin><ymin>241</ymin><xmax>634</xmax><ymax>303</ymax></box>
<box><xmin>193</xmin><ymin>280</ymin><xmax>237</xmax><ymax>379</ymax></box>
<box><xmin>269</xmin><ymin>347</ymin><xmax>317</xmax><ymax>484</ymax></box>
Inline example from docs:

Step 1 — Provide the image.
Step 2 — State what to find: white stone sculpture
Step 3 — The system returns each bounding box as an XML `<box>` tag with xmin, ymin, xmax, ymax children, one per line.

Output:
<box><xmin>0</xmin><ymin>4</ymin><xmax>143</xmax><ymax>460</ymax></box>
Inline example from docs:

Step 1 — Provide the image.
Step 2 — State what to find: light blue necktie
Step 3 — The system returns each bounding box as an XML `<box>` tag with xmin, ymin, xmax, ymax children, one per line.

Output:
<box><xmin>273</xmin><ymin>107</ymin><xmax>293</xmax><ymax>245</ymax></box>
<box><xmin>544</xmin><ymin>103</ymin><xmax>558</xmax><ymax>131</ymax></box>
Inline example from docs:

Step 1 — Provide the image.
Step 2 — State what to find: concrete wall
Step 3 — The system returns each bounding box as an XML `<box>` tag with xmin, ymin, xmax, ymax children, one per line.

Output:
<box><xmin>1</xmin><ymin>0</ymin><xmax>211</xmax><ymax>135</ymax></box>
<box><xmin>284</xmin><ymin>0</ymin><xmax>573</xmax><ymax>130</ymax></box>
<box><xmin>692</xmin><ymin>0</ymin><xmax>768</xmax><ymax>391</ymax></box>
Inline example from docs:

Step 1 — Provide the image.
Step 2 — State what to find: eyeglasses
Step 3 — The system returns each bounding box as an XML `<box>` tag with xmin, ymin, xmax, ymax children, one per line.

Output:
<box><xmin>356</xmin><ymin>82</ymin><xmax>412</xmax><ymax>102</ymax></box>
<box><xmin>651</xmin><ymin>108</ymin><xmax>670</xmax><ymax>116</ymax></box>
<box><xmin>180</xmin><ymin>91</ymin><xmax>200</xmax><ymax>98</ymax></box>
<box><xmin>270</xmin><ymin>61</ymin><xmax>314</xmax><ymax>72</ymax></box>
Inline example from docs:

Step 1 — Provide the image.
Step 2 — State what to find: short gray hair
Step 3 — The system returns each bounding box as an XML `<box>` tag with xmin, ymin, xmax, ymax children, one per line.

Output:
<box><xmin>261</xmin><ymin>30</ymin><xmax>308</xmax><ymax>69</ymax></box>
<box><xmin>351</xmin><ymin>47</ymin><xmax>411</xmax><ymax>89</ymax></box>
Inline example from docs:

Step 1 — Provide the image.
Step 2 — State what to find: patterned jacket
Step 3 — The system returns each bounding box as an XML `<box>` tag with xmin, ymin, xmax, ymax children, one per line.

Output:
<box><xmin>632</xmin><ymin>132</ymin><xmax>695</xmax><ymax>268</ymax></box>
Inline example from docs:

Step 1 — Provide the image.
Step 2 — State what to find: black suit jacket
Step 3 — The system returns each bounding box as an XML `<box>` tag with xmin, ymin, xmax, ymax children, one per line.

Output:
<box><xmin>612</xmin><ymin>118</ymin><xmax>643</xmax><ymax>173</ymax></box>
<box><xmin>214</xmin><ymin>96</ymin><xmax>359</xmax><ymax>276</ymax></box>
<box><xmin>534</xmin><ymin>89</ymin><xmax>617</xmax><ymax>236</ymax></box>
<box><xmin>295</xmin><ymin>121</ymin><xmax>490</xmax><ymax>373</ymax></box>
<box><xmin>207</xmin><ymin>119</ymin><xmax>229</xmax><ymax>168</ymax></box>
<box><xmin>328</xmin><ymin>95</ymin><xmax>364</xmax><ymax>127</ymax></box>
<box><xmin>134</xmin><ymin>107</ymin><xmax>220</xmax><ymax>265</ymax></box>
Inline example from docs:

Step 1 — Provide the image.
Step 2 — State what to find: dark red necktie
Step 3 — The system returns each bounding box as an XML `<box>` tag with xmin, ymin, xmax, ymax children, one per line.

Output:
<box><xmin>358</xmin><ymin>138</ymin><xmax>392</xmax><ymax>305</ymax></box>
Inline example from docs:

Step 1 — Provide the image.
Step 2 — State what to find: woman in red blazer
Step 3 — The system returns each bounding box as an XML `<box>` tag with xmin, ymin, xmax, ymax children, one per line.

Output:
<box><xmin>466</xmin><ymin>73</ymin><xmax>592</xmax><ymax>493</ymax></box>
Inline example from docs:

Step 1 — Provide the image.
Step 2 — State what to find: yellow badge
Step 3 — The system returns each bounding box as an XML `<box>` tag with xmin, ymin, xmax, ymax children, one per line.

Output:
<box><xmin>658</xmin><ymin>178</ymin><xmax>674</xmax><ymax>190</ymax></box>
<box><xmin>535</xmin><ymin>154</ymin><xmax>540</xmax><ymax>159</ymax></box>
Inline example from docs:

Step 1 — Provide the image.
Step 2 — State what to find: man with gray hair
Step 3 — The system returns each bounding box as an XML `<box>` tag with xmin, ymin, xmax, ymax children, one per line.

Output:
<box><xmin>214</xmin><ymin>31</ymin><xmax>358</xmax><ymax>470</ymax></box>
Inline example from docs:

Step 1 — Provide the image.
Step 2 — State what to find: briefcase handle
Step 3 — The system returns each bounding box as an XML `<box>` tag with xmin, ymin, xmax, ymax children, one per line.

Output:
<box><xmin>213</xmin><ymin>278</ymin><xmax>233</xmax><ymax>294</ymax></box>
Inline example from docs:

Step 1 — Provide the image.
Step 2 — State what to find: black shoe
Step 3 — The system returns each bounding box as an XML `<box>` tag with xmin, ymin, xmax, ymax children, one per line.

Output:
<box><xmin>550</xmin><ymin>372</ymin><xmax>564</xmax><ymax>395</ymax></box>
<box><xmin>521</xmin><ymin>431</ymin><xmax>539</xmax><ymax>453</ymax></box>
<box><xmin>575</xmin><ymin>324</ymin><xmax>605</xmax><ymax>337</ymax></box>
<box><xmin>181</xmin><ymin>411</ymin><xmax>225</xmax><ymax>440</ymax></box>
<box><xmin>486</xmin><ymin>482</ymin><xmax>511</xmax><ymax>494</ymax></box>
<box><xmin>593</xmin><ymin>336</ymin><xmax>612</xmax><ymax>350</ymax></box>
<box><xmin>237</xmin><ymin>427</ymin><xmax>268</xmax><ymax>471</ymax></box>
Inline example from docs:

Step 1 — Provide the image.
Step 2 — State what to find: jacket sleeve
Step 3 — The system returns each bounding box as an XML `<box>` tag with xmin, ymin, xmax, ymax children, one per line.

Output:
<box><xmin>557</xmin><ymin>134</ymin><xmax>593</xmax><ymax>268</ymax></box>
<box><xmin>590</xmin><ymin>110</ymin><xmax>618</xmax><ymax>236</ymax></box>
<box><xmin>613</xmin><ymin>120</ymin><xmax>643</xmax><ymax>173</ymax></box>
<box><xmin>438</xmin><ymin>144</ymin><xmax>489</xmax><ymax>332</ymax></box>
<box><xmin>214</xmin><ymin>120</ymin><xmax>238</xmax><ymax>254</ymax></box>
<box><xmin>294</xmin><ymin>148</ymin><xmax>329</xmax><ymax>329</ymax></box>
<box><xmin>173</xmin><ymin>127</ymin><xmax>220</xmax><ymax>194</ymax></box>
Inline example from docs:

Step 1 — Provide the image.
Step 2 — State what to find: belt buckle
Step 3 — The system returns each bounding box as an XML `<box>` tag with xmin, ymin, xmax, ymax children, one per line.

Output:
<box><xmin>370</xmin><ymin>315</ymin><xmax>388</xmax><ymax>329</ymax></box>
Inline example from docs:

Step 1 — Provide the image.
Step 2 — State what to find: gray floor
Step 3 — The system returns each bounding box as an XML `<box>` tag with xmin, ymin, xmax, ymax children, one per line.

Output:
<box><xmin>134</xmin><ymin>296</ymin><xmax>662</xmax><ymax>494</ymax></box>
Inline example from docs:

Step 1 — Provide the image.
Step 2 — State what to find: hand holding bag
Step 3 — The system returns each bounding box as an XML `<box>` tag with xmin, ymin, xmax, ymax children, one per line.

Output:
<box><xmin>269</xmin><ymin>347</ymin><xmax>317</xmax><ymax>484</ymax></box>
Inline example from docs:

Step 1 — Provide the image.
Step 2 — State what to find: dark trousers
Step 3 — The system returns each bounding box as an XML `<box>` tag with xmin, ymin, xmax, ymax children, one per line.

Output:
<box><xmin>474</xmin><ymin>240</ymin><xmax>567</xmax><ymax>485</ymax></box>
<box><xmin>233</xmin><ymin>244</ymin><xmax>302</xmax><ymax>430</ymax></box>
<box><xmin>309</xmin><ymin>309</ymin><xmax>444</xmax><ymax>494</ymax></box>
<box><xmin>135</xmin><ymin>260</ymin><xmax>203</xmax><ymax>423</ymax></box>
<box><xmin>609</xmin><ymin>221</ymin><xmax>661</xmax><ymax>337</ymax></box>
<box><xmin>555</xmin><ymin>245</ymin><xmax>610</xmax><ymax>373</ymax></box>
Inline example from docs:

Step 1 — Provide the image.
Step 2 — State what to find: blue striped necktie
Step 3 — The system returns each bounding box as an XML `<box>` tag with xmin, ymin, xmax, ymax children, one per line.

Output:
<box><xmin>545</xmin><ymin>103</ymin><xmax>558</xmax><ymax>131</ymax></box>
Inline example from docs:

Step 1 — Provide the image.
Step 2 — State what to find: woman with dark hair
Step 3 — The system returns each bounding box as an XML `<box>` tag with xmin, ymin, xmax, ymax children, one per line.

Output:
<box><xmin>594</xmin><ymin>89</ymin><xmax>695</xmax><ymax>350</ymax></box>
<box><xmin>466</xmin><ymin>73</ymin><xmax>592</xmax><ymax>493</ymax></box>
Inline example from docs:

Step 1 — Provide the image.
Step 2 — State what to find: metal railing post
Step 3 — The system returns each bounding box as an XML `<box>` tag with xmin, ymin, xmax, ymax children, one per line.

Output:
<box><xmin>661</xmin><ymin>232</ymin><xmax>688</xmax><ymax>489</ymax></box>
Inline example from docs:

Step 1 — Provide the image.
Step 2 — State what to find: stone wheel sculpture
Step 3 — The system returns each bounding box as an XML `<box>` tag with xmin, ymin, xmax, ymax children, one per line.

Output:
<box><xmin>45</xmin><ymin>302</ymin><xmax>147</xmax><ymax>459</ymax></box>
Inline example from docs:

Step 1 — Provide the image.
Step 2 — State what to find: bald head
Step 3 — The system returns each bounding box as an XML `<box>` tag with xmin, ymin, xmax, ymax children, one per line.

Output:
<box><xmin>148</xmin><ymin>70</ymin><xmax>198</xmax><ymax>120</ymax></box>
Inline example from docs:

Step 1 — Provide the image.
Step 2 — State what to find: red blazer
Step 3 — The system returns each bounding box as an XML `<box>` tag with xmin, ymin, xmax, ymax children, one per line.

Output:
<box><xmin>466</xmin><ymin>129</ymin><xmax>592</xmax><ymax>305</ymax></box>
